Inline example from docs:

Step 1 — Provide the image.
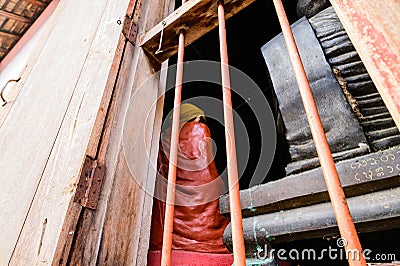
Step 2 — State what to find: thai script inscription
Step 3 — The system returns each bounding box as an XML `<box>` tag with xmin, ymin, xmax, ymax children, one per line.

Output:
<box><xmin>366</xmin><ymin>193</ymin><xmax>398</xmax><ymax>209</ymax></box>
<box><xmin>351</xmin><ymin>148</ymin><xmax>400</xmax><ymax>182</ymax></box>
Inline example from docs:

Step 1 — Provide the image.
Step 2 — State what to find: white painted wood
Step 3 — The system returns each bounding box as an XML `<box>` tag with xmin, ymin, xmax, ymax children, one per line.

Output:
<box><xmin>0</xmin><ymin>0</ymin><xmax>130</xmax><ymax>263</ymax></box>
<box><xmin>0</xmin><ymin>0</ymin><xmax>61</xmax><ymax>128</ymax></box>
<box><xmin>135</xmin><ymin>60</ymin><xmax>169</xmax><ymax>265</ymax></box>
<box><xmin>63</xmin><ymin>0</ymin><xmax>174</xmax><ymax>263</ymax></box>
<box><xmin>9</xmin><ymin>0</ymin><xmax>131</xmax><ymax>263</ymax></box>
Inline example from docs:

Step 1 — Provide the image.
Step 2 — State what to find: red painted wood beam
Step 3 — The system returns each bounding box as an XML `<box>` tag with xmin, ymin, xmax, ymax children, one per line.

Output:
<box><xmin>329</xmin><ymin>0</ymin><xmax>400</xmax><ymax>130</ymax></box>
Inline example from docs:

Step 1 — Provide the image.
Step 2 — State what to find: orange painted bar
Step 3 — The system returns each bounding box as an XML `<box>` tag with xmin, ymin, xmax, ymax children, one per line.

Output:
<box><xmin>217</xmin><ymin>2</ymin><xmax>246</xmax><ymax>265</ymax></box>
<box><xmin>160</xmin><ymin>3</ymin><xmax>186</xmax><ymax>265</ymax></box>
<box><xmin>271</xmin><ymin>0</ymin><xmax>366</xmax><ymax>265</ymax></box>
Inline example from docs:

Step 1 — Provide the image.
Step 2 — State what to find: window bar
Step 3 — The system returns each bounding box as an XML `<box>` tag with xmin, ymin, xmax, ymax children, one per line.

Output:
<box><xmin>160</xmin><ymin>6</ymin><xmax>186</xmax><ymax>266</ymax></box>
<box><xmin>217</xmin><ymin>1</ymin><xmax>246</xmax><ymax>265</ymax></box>
<box><xmin>271</xmin><ymin>0</ymin><xmax>366</xmax><ymax>265</ymax></box>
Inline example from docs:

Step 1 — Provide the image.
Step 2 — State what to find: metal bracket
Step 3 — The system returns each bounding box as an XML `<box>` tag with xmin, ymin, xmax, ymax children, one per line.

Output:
<box><xmin>73</xmin><ymin>156</ymin><xmax>106</xmax><ymax>210</ymax></box>
<box><xmin>122</xmin><ymin>15</ymin><xmax>138</xmax><ymax>45</ymax></box>
<box><xmin>1</xmin><ymin>78</ymin><xmax>20</xmax><ymax>107</ymax></box>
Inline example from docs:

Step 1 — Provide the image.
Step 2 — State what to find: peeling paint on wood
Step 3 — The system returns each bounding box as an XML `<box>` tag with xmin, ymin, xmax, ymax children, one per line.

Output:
<box><xmin>329</xmin><ymin>0</ymin><xmax>400</xmax><ymax>129</ymax></box>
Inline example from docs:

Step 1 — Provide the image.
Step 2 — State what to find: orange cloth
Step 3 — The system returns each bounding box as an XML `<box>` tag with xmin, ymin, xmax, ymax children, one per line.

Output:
<box><xmin>149</xmin><ymin>121</ymin><xmax>230</xmax><ymax>254</ymax></box>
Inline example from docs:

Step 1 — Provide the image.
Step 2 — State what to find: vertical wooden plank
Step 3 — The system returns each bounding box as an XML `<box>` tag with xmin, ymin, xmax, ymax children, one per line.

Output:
<box><xmin>329</xmin><ymin>0</ymin><xmax>400</xmax><ymax>129</ymax></box>
<box><xmin>84</xmin><ymin>32</ymin><xmax>126</xmax><ymax>159</ymax></box>
<box><xmin>132</xmin><ymin>1</ymin><xmax>175</xmax><ymax>264</ymax></box>
<box><xmin>9</xmin><ymin>0</ymin><xmax>129</xmax><ymax>264</ymax></box>
<box><xmin>135</xmin><ymin>59</ymin><xmax>170</xmax><ymax>265</ymax></box>
<box><xmin>93</xmin><ymin>0</ymin><xmax>172</xmax><ymax>264</ymax></box>
<box><xmin>52</xmin><ymin>0</ymin><xmax>173</xmax><ymax>264</ymax></box>
<box><xmin>84</xmin><ymin>0</ymin><xmax>140</xmax><ymax>160</ymax></box>
<box><xmin>0</xmin><ymin>0</ymin><xmax>115</xmax><ymax>263</ymax></box>
<box><xmin>9</xmin><ymin>0</ymin><xmax>132</xmax><ymax>264</ymax></box>
<box><xmin>68</xmin><ymin>46</ymin><xmax>162</xmax><ymax>264</ymax></box>
<box><xmin>64</xmin><ymin>36</ymin><xmax>136</xmax><ymax>265</ymax></box>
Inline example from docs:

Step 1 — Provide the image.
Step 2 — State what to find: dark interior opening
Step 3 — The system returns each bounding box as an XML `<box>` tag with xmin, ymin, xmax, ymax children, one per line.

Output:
<box><xmin>163</xmin><ymin>0</ymin><xmax>299</xmax><ymax>190</ymax></box>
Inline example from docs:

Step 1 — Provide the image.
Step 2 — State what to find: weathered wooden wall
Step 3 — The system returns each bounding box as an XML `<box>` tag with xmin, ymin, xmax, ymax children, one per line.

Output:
<box><xmin>52</xmin><ymin>0</ymin><xmax>174</xmax><ymax>264</ymax></box>
<box><xmin>0</xmin><ymin>0</ymin><xmax>133</xmax><ymax>264</ymax></box>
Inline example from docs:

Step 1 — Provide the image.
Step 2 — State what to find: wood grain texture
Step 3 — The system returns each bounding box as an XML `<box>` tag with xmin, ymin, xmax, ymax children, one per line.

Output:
<box><xmin>52</xmin><ymin>39</ymin><xmax>132</xmax><ymax>266</ymax></box>
<box><xmin>135</xmin><ymin>60</ymin><xmax>170</xmax><ymax>265</ymax></box>
<box><xmin>85</xmin><ymin>13</ymin><xmax>133</xmax><ymax>159</ymax></box>
<box><xmin>330</xmin><ymin>0</ymin><xmax>400</xmax><ymax>130</ymax></box>
<box><xmin>17</xmin><ymin>0</ymin><xmax>131</xmax><ymax>261</ymax></box>
<box><xmin>93</xmin><ymin>51</ymin><xmax>161</xmax><ymax>264</ymax></box>
<box><xmin>0</xmin><ymin>10</ymin><xmax>33</xmax><ymax>23</ymax></box>
<box><xmin>53</xmin><ymin>0</ymin><xmax>140</xmax><ymax>260</ymax></box>
<box><xmin>24</xmin><ymin>0</ymin><xmax>46</xmax><ymax>7</ymax></box>
<box><xmin>0</xmin><ymin>30</ymin><xmax>20</xmax><ymax>40</ymax></box>
<box><xmin>1</xmin><ymin>0</ymin><xmax>129</xmax><ymax>264</ymax></box>
<box><xmin>64</xmin><ymin>34</ymin><xmax>137</xmax><ymax>266</ymax></box>
<box><xmin>54</xmin><ymin>0</ymin><xmax>173</xmax><ymax>264</ymax></box>
<box><xmin>0</xmin><ymin>0</ymin><xmax>61</xmax><ymax>128</ymax></box>
<box><xmin>140</xmin><ymin>0</ymin><xmax>256</xmax><ymax>63</ymax></box>
<box><xmin>95</xmin><ymin>0</ymin><xmax>172</xmax><ymax>263</ymax></box>
<box><xmin>57</xmin><ymin>23</ymin><xmax>141</xmax><ymax>264</ymax></box>
<box><xmin>50</xmin><ymin>202</ymin><xmax>82</xmax><ymax>266</ymax></box>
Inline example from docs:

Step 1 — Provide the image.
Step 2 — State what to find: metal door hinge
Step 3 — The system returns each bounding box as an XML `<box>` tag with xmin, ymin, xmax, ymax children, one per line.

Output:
<box><xmin>122</xmin><ymin>15</ymin><xmax>138</xmax><ymax>45</ymax></box>
<box><xmin>73</xmin><ymin>156</ymin><xmax>106</xmax><ymax>210</ymax></box>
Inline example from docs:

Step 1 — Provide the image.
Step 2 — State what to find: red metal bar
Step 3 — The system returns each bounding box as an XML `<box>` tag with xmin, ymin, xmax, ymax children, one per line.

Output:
<box><xmin>271</xmin><ymin>0</ymin><xmax>366</xmax><ymax>265</ymax></box>
<box><xmin>160</xmin><ymin>27</ymin><xmax>186</xmax><ymax>266</ymax></box>
<box><xmin>217</xmin><ymin>2</ymin><xmax>246</xmax><ymax>265</ymax></box>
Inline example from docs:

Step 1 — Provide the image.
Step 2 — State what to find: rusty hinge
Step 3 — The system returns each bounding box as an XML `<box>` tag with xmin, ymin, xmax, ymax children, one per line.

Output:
<box><xmin>122</xmin><ymin>15</ymin><xmax>138</xmax><ymax>45</ymax></box>
<box><xmin>73</xmin><ymin>156</ymin><xmax>106</xmax><ymax>210</ymax></box>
